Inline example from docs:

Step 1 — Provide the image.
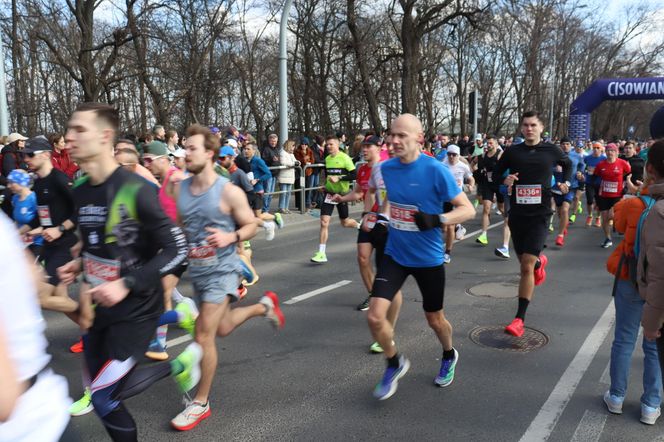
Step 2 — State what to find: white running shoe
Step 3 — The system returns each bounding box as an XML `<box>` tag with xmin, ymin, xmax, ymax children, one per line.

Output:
<box><xmin>171</xmin><ymin>400</ymin><xmax>211</xmax><ymax>431</ymax></box>
<box><xmin>455</xmin><ymin>224</ymin><xmax>466</xmax><ymax>241</ymax></box>
<box><xmin>264</xmin><ymin>221</ymin><xmax>276</xmax><ymax>241</ymax></box>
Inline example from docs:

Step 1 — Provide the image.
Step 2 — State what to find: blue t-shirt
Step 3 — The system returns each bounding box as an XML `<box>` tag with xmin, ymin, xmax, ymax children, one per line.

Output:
<box><xmin>554</xmin><ymin>150</ymin><xmax>585</xmax><ymax>188</ymax></box>
<box><xmin>12</xmin><ymin>193</ymin><xmax>44</xmax><ymax>246</ymax></box>
<box><xmin>584</xmin><ymin>154</ymin><xmax>606</xmax><ymax>186</ymax></box>
<box><xmin>382</xmin><ymin>154</ymin><xmax>460</xmax><ymax>267</ymax></box>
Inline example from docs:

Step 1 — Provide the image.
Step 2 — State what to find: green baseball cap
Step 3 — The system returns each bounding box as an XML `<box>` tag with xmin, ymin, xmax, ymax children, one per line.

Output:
<box><xmin>144</xmin><ymin>140</ymin><xmax>169</xmax><ymax>156</ymax></box>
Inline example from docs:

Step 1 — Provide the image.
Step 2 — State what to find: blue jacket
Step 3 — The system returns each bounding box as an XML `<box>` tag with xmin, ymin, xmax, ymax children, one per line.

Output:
<box><xmin>249</xmin><ymin>156</ymin><xmax>271</xmax><ymax>192</ymax></box>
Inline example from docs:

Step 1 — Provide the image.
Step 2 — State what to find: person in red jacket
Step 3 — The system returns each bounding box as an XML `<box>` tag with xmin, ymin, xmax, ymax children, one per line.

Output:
<box><xmin>594</xmin><ymin>143</ymin><xmax>630</xmax><ymax>248</ymax></box>
<box><xmin>49</xmin><ymin>133</ymin><xmax>79</xmax><ymax>179</ymax></box>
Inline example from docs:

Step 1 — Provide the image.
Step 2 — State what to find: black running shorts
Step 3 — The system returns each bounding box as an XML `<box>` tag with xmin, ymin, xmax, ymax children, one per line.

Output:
<box><xmin>320</xmin><ymin>197</ymin><xmax>349</xmax><ymax>219</ymax></box>
<box><xmin>508</xmin><ymin>214</ymin><xmax>548</xmax><ymax>257</ymax></box>
<box><xmin>597</xmin><ymin>195</ymin><xmax>621</xmax><ymax>212</ymax></box>
<box><xmin>372</xmin><ymin>254</ymin><xmax>445</xmax><ymax>312</ymax></box>
<box><xmin>40</xmin><ymin>245</ymin><xmax>73</xmax><ymax>286</ymax></box>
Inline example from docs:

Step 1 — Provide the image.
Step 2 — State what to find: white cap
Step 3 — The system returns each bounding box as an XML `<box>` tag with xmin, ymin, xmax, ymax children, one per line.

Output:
<box><xmin>172</xmin><ymin>148</ymin><xmax>186</xmax><ymax>158</ymax></box>
<box><xmin>447</xmin><ymin>144</ymin><xmax>461</xmax><ymax>155</ymax></box>
<box><xmin>474</xmin><ymin>133</ymin><xmax>483</xmax><ymax>141</ymax></box>
<box><xmin>7</xmin><ymin>132</ymin><xmax>27</xmax><ymax>144</ymax></box>
<box><xmin>226</xmin><ymin>138</ymin><xmax>238</xmax><ymax>149</ymax></box>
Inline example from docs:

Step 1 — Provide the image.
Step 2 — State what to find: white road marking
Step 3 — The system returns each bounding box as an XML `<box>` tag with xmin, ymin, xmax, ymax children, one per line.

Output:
<box><xmin>570</xmin><ymin>410</ymin><xmax>608</xmax><ymax>442</ymax></box>
<box><xmin>284</xmin><ymin>280</ymin><xmax>353</xmax><ymax>305</ymax></box>
<box><xmin>458</xmin><ymin>220</ymin><xmax>504</xmax><ymax>242</ymax></box>
<box><xmin>166</xmin><ymin>333</ymin><xmax>192</xmax><ymax>348</ymax></box>
<box><xmin>519</xmin><ymin>300</ymin><xmax>615</xmax><ymax>442</ymax></box>
<box><xmin>599</xmin><ymin>361</ymin><xmax>611</xmax><ymax>385</ymax></box>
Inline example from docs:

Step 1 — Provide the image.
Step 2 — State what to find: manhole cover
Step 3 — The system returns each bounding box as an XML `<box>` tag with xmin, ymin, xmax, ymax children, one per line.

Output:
<box><xmin>467</xmin><ymin>281</ymin><xmax>518</xmax><ymax>298</ymax></box>
<box><xmin>469</xmin><ymin>325</ymin><xmax>549</xmax><ymax>352</ymax></box>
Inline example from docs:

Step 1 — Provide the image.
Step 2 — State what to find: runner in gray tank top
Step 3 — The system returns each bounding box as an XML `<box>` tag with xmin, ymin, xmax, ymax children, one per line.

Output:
<box><xmin>171</xmin><ymin>125</ymin><xmax>285</xmax><ymax>432</ymax></box>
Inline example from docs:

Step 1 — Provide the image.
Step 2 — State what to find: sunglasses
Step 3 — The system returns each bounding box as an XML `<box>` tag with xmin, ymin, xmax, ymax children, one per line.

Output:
<box><xmin>142</xmin><ymin>155</ymin><xmax>165</xmax><ymax>164</ymax></box>
<box><xmin>25</xmin><ymin>151</ymin><xmax>45</xmax><ymax>158</ymax></box>
<box><xmin>447</xmin><ymin>153</ymin><xmax>458</xmax><ymax>157</ymax></box>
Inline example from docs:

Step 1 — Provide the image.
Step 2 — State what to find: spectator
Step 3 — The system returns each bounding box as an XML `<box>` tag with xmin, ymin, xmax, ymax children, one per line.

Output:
<box><xmin>278</xmin><ymin>140</ymin><xmax>298</xmax><ymax>214</ymax></box>
<box><xmin>260</xmin><ymin>133</ymin><xmax>281</xmax><ymax>213</ymax></box>
<box><xmin>295</xmin><ymin>137</ymin><xmax>315</xmax><ymax>210</ymax></box>
<box><xmin>165</xmin><ymin>130</ymin><xmax>180</xmax><ymax>154</ymax></box>
<box><xmin>49</xmin><ymin>133</ymin><xmax>78</xmax><ymax>179</ymax></box>
<box><xmin>153</xmin><ymin>124</ymin><xmax>166</xmax><ymax>142</ymax></box>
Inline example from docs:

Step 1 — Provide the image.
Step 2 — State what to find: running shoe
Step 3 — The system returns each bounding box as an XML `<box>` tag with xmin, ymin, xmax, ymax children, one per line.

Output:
<box><xmin>173</xmin><ymin>342</ymin><xmax>203</xmax><ymax>393</ymax></box>
<box><xmin>370</xmin><ymin>342</ymin><xmax>384</xmax><ymax>353</ymax></box>
<box><xmin>434</xmin><ymin>348</ymin><xmax>459</xmax><ymax>387</ymax></box>
<box><xmin>69</xmin><ymin>337</ymin><xmax>83</xmax><ymax>353</ymax></box>
<box><xmin>274</xmin><ymin>212</ymin><xmax>284</xmax><ymax>229</ymax></box>
<box><xmin>443</xmin><ymin>253</ymin><xmax>451</xmax><ymax>264</ymax></box>
<box><xmin>494</xmin><ymin>246</ymin><xmax>510</xmax><ymax>259</ymax></box>
<box><xmin>505</xmin><ymin>318</ymin><xmax>525</xmax><ymax>337</ymax></box>
<box><xmin>601</xmin><ymin>238</ymin><xmax>613</xmax><ymax>249</ymax></box>
<box><xmin>594</xmin><ymin>217</ymin><xmax>601</xmax><ymax>228</ymax></box>
<box><xmin>171</xmin><ymin>400</ymin><xmax>211</xmax><ymax>431</ymax></box>
<box><xmin>473</xmin><ymin>199</ymin><xmax>479</xmax><ymax>208</ymax></box>
<box><xmin>641</xmin><ymin>403</ymin><xmax>661</xmax><ymax>425</ymax></box>
<box><xmin>555</xmin><ymin>235</ymin><xmax>564</xmax><ymax>247</ymax></box>
<box><xmin>69</xmin><ymin>388</ymin><xmax>93</xmax><ymax>416</ymax></box>
<box><xmin>310</xmin><ymin>251</ymin><xmax>327</xmax><ymax>263</ymax></box>
<box><xmin>609</xmin><ymin>219</ymin><xmax>614</xmax><ymax>227</ymax></box>
<box><xmin>455</xmin><ymin>224</ymin><xmax>466</xmax><ymax>240</ymax></box>
<box><xmin>243</xmin><ymin>240</ymin><xmax>252</xmax><ymax>250</ymax></box>
<box><xmin>145</xmin><ymin>339</ymin><xmax>169</xmax><ymax>361</ymax></box>
<box><xmin>260</xmin><ymin>291</ymin><xmax>285</xmax><ymax>329</ymax></box>
<box><xmin>534</xmin><ymin>254</ymin><xmax>548</xmax><ymax>286</ymax></box>
<box><xmin>548</xmin><ymin>223</ymin><xmax>554</xmax><ymax>232</ymax></box>
<box><xmin>237</xmin><ymin>284</ymin><xmax>248</xmax><ymax>300</ymax></box>
<box><xmin>476</xmin><ymin>232</ymin><xmax>488</xmax><ymax>246</ymax></box>
<box><xmin>356</xmin><ymin>297</ymin><xmax>370</xmax><ymax>311</ymax></box>
<box><xmin>239</xmin><ymin>254</ymin><xmax>259</xmax><ymax>286</ymax></box>
<box><xmin>569</xmin><ymin>214</ymin><xmax>576</xmax><ymax>224</ymax></box>
<box><xmin>585</xmin><ymin>215</ymin><xmax>593</xmax><ymax>226</ymax></box>
<box><xmin>264</xmin><ymin>222</ymin><xmax>276</xmax><ymax>241</ymax></box>
<box><xmin>603</xmin><ymin>390</ymin><xmax>623</xmax><ymax>414</ymax></box>
<box><xmin>577</xmin><ymin>204</ymin><xmax>583</xmax><ymax>214</ymax></box>
<box><xmin>373</xmin><ymin>355</ymin><xmax>410</xmax><ymax>400</ymax></box>
<box><xmin>176</xmin><ymin>301</ymin><xmax>197</xmax><ymax>336</ymax></box>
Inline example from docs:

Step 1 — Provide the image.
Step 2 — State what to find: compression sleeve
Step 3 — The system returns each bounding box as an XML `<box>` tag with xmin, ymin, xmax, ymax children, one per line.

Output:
<box><xmin>127</xmin><ymin>184</ymin><xmax>187</xmax><ymax>294</ymax></box>
<box><xmin>55</xmin><ymin>171</ymin><xmax>77</xmax><ymax>228</ymax></box>
<box><xmin>557</xmin><ymin>147</ymin><xmax>573</xmax><ymax>183</ymax></box>
<box><xmin>493</xmin><ymin>148</ymin><xmax>510</xmax><ymax>181</ymax></box>
<box><xmin>341</xmin><ymin>168</ymin><xmax>357</xmax><ymax>182</ymax></box>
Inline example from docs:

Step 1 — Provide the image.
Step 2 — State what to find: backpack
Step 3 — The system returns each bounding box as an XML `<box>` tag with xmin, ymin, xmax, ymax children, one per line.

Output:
<box><xmin>612</xmin><ymin>195</ymin><xmax>656</xmax><ymax>295</ymax></box>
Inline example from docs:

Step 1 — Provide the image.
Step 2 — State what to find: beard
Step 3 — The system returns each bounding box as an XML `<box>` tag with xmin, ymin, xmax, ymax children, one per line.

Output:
<box><xmin>186</xmin><ymin>162</ymin><xmax>205</xmax><ymax>175</ymax></box>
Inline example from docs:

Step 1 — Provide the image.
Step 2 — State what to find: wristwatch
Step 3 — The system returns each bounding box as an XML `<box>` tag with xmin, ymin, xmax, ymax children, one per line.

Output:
<box><xmin>122</xmin><ymin>275</ymin><xmax>136</xmax><ymax>291</ymax></box>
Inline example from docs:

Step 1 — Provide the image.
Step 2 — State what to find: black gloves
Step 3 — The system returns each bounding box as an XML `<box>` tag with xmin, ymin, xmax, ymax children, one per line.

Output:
<box><xmin>414</xmin><ymin>211</ymin><xmax>443</xmax><ymax>230</ymax></box>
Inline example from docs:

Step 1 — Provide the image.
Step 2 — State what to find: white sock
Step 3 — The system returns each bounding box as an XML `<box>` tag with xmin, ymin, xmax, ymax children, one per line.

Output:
<box><xmin>264</xmin><ymin>221</ymin><xmax>275</xmax><ymax>230</ymax></box>
<box><xmin>481</xmin><ymin>230</ymin><xmax>487</xmax><ymax>235</ymax></box>
<box><xmin>319</xmin><ymin>244</ymin><xmax>326</xmax><ymax>253</ymax></box>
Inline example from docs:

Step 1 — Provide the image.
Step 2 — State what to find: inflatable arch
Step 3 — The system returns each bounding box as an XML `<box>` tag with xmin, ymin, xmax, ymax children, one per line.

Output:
<box><xmin>568</xmin><ymin>77</ymin><xmax>664</xmax><ymax>141</ymax></box>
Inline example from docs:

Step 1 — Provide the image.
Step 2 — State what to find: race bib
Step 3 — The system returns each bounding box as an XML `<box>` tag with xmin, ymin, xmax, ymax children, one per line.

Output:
<box><xmin>602</xmin><ymin>180</ymin><xmax>619</xmax><ymax>194</ymax></box>
<box><xmin>487</xmin><ymin>171</ymin><xmax>493</xmax><ymax>183</ymax></box>
<box><xmin>188</xmin><ymin>244</ymin><xmax>218</xmax><ymax>267</ymax></box>
<box><xmin>37</xmin><ymin>205</ymin><xmax>53</xmax><ymax>227</ymax></box>
<box><xmin>365</xmin><ymin>212</ymin><xmax>377</xmax><ymax>230</ymax></box>
<box><xmin>324</xmin><ymin>193</ymin><xmax>338</xmax><ymax>205</ymax></box>
<box><xmin>515</xmin><ymin>185</ymin><xmax>542</xmax><ymax>205</ymax></box>
<box><xmin>389</xmin><ymin>202</ymin><xmax>419</xmax><ymax>232</ymax></box>
<box><xmin>83</xmin><ymin>252</ymin><xmax>121</xmax><ymax>288</ymax></box>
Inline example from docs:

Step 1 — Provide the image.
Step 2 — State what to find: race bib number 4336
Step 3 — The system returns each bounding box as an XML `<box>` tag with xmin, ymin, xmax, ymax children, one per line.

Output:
<box><xmin>515</xmin><ymin>185</ymin><xmax>542</xmax><ymax>205</ymax></box>
<box><xmin>389</xmin><ymin>202</ymin><xmax>419</xmax><ymax>231</ymax></box>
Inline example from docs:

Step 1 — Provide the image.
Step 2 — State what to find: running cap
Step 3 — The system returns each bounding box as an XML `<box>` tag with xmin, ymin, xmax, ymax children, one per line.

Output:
<box><xmin>7</xmin><ymin>169</ymin><xmax>31</xmax><ymax>187</ymax></box>
<box><xmin>225</xmin><ymin>138</ymin><xmax>238</xmax><ymax>149</ymax></box>
<box><xmin>362</xmin><ymin>135</ymin><xmax>382</xmax><ymax>146</ymax></box>
<box><xmin>576</xmin><ymin>141</ymin><xmax>585</xmax><ymax>148</ymax></box>
<box><xmin>144</xmin><ymin>140</ymin><xmax>169</xmax><ymax>156</ymax></box>
<box><xmin>6</xmin><ymin>132</ymin><xmax>28</xmax><ymax>144</ymax></box>
<box><xmin>171</xmin><ymin>148</ymin><xmax>186</xmax><ymax>158</ymax></box>
<box><xmin>606</xmin><ymin>143</ymin><xmax>618</xmax><ymax>152</ymax></box>
<box><xmin>220</xmin><ymin>146</ymin><xmax>236</xmax><ymax>158</ymax></box>
<box><xmin>560</xmin><ymin>136</ymin><xmax>572</xmax><ymax>143</ymax></box>
<box><xmin>447</xmin><ymin>144</ymin><xmax>461</xmax><ymax>155</ymax></box>
<box><xmin>474</xmin><ymin>134</ymin><xmax>483</xmax><ymax>141</ymax></box>
<box><xmin>23</xmin><ymin>136</ymin><xmax>52</xmax><ymax>154</ymax></box>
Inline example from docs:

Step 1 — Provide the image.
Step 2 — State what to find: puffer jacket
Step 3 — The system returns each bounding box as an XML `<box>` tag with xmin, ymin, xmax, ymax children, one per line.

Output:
<box><xmin>278</xmin><ymin>150</ymin><xmax>297</xmax><ymax>185</ymax></box>
<box><xmin>638</xmin><ymin>181</ymin><xmax>664</xmax><ymax>332</ymax></box>
<box><xmin>607</xmin><ymin>189</ymin><xmax>650</xmax><ymax>280</ymax></box>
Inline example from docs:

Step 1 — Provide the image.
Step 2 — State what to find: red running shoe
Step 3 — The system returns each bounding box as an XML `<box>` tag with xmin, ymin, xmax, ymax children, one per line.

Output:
<box><xmin>555</xmin><ymin>235</ymin><xmax>565</xmax><ymax>247</ymax></box>
<box><xmin>534</xmin><ymin>254</ymin><xmax>548</xmax><ymax>286</ymax></box>
<box><xmin>237</xmin><ymin>284</ymin><xmax>248</xmax><ymax>300</ymax></box>
<box><xmin>261</xmin><ymin>291</ymin><xmax>285</xmax><ymax>329</ymax></box>
<box><xmin>505</xmin><ymin>318</ymin><xmax>525</xmax><ymax>337</ymax></box>
<box><xmin>69</xmin><ymin>338</ymin><xmax>83</xmax><ymax>353</ymax></box>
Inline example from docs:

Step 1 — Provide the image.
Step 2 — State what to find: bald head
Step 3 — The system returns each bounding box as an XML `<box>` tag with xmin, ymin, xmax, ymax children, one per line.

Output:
<box><xmin>390</xmin><ymin>113</ymin><xmax>424</xmax><ymax>162</ymax></box>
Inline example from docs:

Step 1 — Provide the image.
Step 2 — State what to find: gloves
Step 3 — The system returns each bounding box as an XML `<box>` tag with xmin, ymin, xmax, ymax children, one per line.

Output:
<box><xmin>414</xmin><ymin>211</ymin><xmax>442</xmax><ymax>230</ymax></box>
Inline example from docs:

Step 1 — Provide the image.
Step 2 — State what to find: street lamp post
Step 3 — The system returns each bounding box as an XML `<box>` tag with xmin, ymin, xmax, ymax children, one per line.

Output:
<box><xmin>278</xmin><ymin>0</ymin><xmax>293</xmax><ymax>145</ymax></box>
<box><xmin>0</xmin><ymin>41</ymin><xmax>9</xmax><ymax>135</ymax></box>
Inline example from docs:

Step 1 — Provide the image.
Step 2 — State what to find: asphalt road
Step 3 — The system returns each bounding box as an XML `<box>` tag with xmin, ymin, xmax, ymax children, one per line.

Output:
<box><xmin>43</xmin><ymin>204</ymin><xmax>664</xmax><ymax>441</ymax></box>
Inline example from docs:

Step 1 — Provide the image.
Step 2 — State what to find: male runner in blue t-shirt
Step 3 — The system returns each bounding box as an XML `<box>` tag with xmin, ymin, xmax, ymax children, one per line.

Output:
<box><xmin>368</xmin><ymin>114</ymin><xmax>475</xmax><ymax>400</ymax></box>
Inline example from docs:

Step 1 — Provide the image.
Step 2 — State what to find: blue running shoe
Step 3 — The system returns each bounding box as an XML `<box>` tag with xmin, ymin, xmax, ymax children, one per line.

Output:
<box><xmin>434</xmin><ymin>348</ymin><xmax>459</xmax><ymax>387</ymax></box>
<box><xmin>239</xmin><ymin>254</ymin><xmax>259</xmax><ymax>286</ymax></box>
<box><xmin>373</xmin><ymin>356</ymin><xmax>410</xmax><ymax>400</ymax></box>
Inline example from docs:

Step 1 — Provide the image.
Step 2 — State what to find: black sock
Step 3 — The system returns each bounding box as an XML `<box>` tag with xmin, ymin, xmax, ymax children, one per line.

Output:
<box><xmin>516</xmin><ymin>298</ymin><xmax>530</xmax><ymax>320</ymax></box>
<box><xmin>442</xmin><ymin>349</ymin><xmax>455</xmax><ymax>360</ymax></box>
<box><xmin>387</xmin><ymin>353</ymin><xmax>400</xmax><ymax>368</ymax></box>
<box><xmin>445</xmin><ymin>249</ymin><xmax>451</xmax><ymax>254</ymax></box>
<box><xmin>534</xmin><ymin>259</ymin><xmax>542</xmax><ymax>270</ymax></box>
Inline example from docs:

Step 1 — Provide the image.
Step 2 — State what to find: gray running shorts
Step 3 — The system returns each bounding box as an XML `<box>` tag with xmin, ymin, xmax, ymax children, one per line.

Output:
<box><xmin>193</xmin><ymin>271</ymin><xmax>241</xmax><ymax>305</ymax></box>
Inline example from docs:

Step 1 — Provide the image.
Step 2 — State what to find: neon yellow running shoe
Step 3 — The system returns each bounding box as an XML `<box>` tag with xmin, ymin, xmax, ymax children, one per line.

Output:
<box><xmin>69</xmin><ymin>387</ymin><xmax>93</xmax><ymax>416</ymax></box>
<box><xmin>176</xmin><ymin>302</ymin><xmax>197</xmax><ymax>337</ymax></box>
<box><xmin>173</xmin><ymin>342</ymin><xmax>203</xmax><ymax>392</ymax></box>
<box><xmin>475</xmin><ymin>232</ymin><xmax>488</xmax><ymax>245</ymax></box>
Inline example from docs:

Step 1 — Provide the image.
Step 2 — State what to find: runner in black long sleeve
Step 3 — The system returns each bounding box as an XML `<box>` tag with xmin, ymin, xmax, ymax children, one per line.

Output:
<box><xmin>56</xmin><ymin>103</ymin><xmax>201</xmax><ymax>442</ymax></box>
<box><xmin>493</xmin><ymin>111</ymin><xmax>572</xmax><ymax>337</ymax></box>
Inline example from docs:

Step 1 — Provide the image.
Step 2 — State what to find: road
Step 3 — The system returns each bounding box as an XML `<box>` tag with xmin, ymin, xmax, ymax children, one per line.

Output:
<box><xmin>44</xmin><ymin>205</ymin><xmax>664</xmax><ymax>441</ymax></box>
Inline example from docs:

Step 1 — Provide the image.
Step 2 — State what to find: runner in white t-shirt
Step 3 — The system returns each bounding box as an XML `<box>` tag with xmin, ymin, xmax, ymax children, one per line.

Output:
<box><xmin>441</xmin><ymin>145</ymin><xmax>475</xmax><ymax>263</ymax></box>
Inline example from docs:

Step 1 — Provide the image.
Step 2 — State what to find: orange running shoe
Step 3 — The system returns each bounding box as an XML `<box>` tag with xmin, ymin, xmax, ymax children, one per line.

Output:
<box><xmin>555</xmin><ymin>235</ymin><xmax>564</xmax><ymax>247</ymax></box>
<box><xmin>594</xmin><ymin>217</ymin><xmax>602</xmax><ymax>227</ymax></box>
<box><xmin>534</xmin><ymin>254</ymin><xmax>548</xmax><ymax>286</ymax></box>
<box><xmin>505</xmin><ymin>318</ymin><xmax>525</xmax><ymax>337</ymax></box>
<box><xmin>585</xmin><ymin>215</ymin><xmax>593</xmax><ymax>226</ymax></box>
<box><xmin>69</xmin><ymin>338</ymin><xmax>83</xmax><ymax>353</ymax></box>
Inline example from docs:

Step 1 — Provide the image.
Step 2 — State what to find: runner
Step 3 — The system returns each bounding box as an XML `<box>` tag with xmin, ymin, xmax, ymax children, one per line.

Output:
<box><xmin>493</xmin><ymin>111</ymin><xmax>572</xmax><ymax>337</ymax></box>
<box><xmin>58</xmin><ymin>102</ymin><xmax>201</xmax><ymax>441</ymax></box>
<box><xmin>594</xmin><ymin>143</ymin><xmax>630</xmax><ymax>248</ymax></box>
<box><xmin>242</xmin><ymin>142</ymin><xmax>283</xmax><ymax>240</ymax></box>
<box><xmin>171</xmin><ymin>124</ymin><xmax>285</xmax><ymax>431</ymax></box>
<box><xmin>310</xmin><ymin>136</ymin><xmax>359</xmax><ymax>264</ymax></box>
<box><xmin>441</xmin><ymin>144</ymin><xmax>474</xmax><ymax>264</ymax></box>
<box><xmin>551</xmin><ymin>137</ymin><xmax>583</xmax><ymax>247</ymax></box>
<box><xmin>584</xmin><ymin>142</ymin><xmax>607</xmax><ymax>227</ymax></box>
<box><xmin>7</xmin><ymin>169</ymin><xmax>44</xmax><ymax>257</ymax></box>
<box><xmin>475</xmin><ymin>135</ymin><xmax>502</xmax><ymax>247</ymax></box>
<box><xmin>569</xmin><ymin>141</ymin><xmax>587</xmax><ymax>224</ymax></box>
<box><xmin>368</xmin><ymin>114</ymin><xmax>474</xmax><ymax>400</ymax></box>
<box><xmin>20</xmin><ymin>136</ymin><xmax>82</xmax><ymax>351</ymax></box>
